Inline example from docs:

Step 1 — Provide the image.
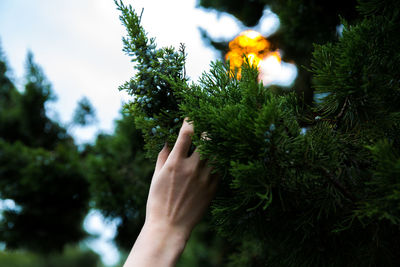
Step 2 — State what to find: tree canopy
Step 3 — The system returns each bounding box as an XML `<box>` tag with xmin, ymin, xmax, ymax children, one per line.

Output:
<box><xmin>117</xmin><ymin>0</ymin><xmax>400</xmax><ymax>265</ymax></box>
<box><xmin>0</xmin><ymin>51</ymin><xmax>90</xmax><ymax>253</ymax></box>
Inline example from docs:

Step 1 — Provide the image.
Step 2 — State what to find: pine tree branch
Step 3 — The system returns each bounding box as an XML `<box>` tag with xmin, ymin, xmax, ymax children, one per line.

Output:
<box><xmin>336</xmin><ymin>96</ymin><xmax>349</xmax><ymax>120</ymax></box>
<box><xmin>320</xmin><ymin>167</ymin><xmax>357</xmax><ymax>202</ymax></box>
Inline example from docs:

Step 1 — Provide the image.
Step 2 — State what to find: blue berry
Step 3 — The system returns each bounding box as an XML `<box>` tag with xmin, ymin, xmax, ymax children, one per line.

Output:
<box><xmin>269</xmin><ymin>124</ymin><xmax>276</xmax><ymax>131</ymax></box>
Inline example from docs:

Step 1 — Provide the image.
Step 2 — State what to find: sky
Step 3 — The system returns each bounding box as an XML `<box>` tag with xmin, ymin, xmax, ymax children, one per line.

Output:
<box><xmin>0</xmin><ymin>0</ymin><xmax>295</xmax><ymax>265</ymax></box>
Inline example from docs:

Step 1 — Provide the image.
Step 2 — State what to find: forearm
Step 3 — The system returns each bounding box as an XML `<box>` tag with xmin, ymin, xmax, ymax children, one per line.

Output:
<box><xmin>123</xmin><ymin>119</ymin><xmax>217</xmax><ymax>266</ymax></box>
<box><xmin>123</xmin><ymin>222</ymin><xmax>189</xmax><ymax>267</ymax></box>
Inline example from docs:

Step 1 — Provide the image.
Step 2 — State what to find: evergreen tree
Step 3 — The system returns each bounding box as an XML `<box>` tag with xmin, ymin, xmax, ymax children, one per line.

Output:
<box><xmin>85</xmin><ymin>111</ymin><xmax>153</xmax><ymax>250</ymax></box>
<box><xmin>72</xmin><ymin>96</ymin><xmax>97</xmax><ymax>127</ymax></box>
<box><xmin>0</xmin><ymin>46</ymin><xmax>16</xmax><ymax>113</ymax></box>
<box><xmin>0</xmin><ymin>247</ymin><xmax>101</xmax><ymax>267</ymax></box>
<box><xmin>0</xmin><ymin>51</ymin><xmax>90</xmax><ymax>253</ymax></box>
<box><xmin>117</xmin><ymin>0</ymin><xmax>400</xmax><ymax>265</ymax></box>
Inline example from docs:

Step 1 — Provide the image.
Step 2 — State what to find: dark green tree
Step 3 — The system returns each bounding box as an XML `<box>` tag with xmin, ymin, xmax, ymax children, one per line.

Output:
<box><xmin>72</xmin><ymin>96</ymin><xmax>97</xmax><ymax>127</ymax></box>
<box><xmin>0</xmin><ymin>52</ymin><xmax>70</xmax><ymax>149</ymax></box>
<box><xmin>0</xmin><ymin>247</ymin><xmax>101</xmax><ymax>267</ymax></box>
<box><xmin>0</xmin><ymin>51</ymin><xmax>90</xmax><ymax>253</ymax></box>
<box><xmin>117</xmin><ymin>0</ymin><xmax>400</xmax><ymax>265</ymax></box>
<box><xmin>0</xmin><ymin>46</ymin><xmax>16</xmax><ymax>114</ymax></box>
<box><xmin>84</xmin><ymin>111</ymin><xmax>153</xmax><ymax>250</ymax></box>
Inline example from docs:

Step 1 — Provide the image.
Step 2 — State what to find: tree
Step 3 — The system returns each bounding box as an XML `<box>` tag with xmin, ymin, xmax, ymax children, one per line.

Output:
<box><xmin>84</xmin><ymin>111</ymin><xmax>153</xmax><ymax>250</ymax></box>
<box><xmin>0</xmin><ymin>52</ymin><xmax>70</xmax><ymax>149</ymax></box>
<box><xmin>117</xmin><ymin>0</ymin><xmax>400</xmax><ymax>265</ymax></box>
<box><xmin>72</xmin><ymin>96</ymin><xmax>97</xmax><ymax>127</ymax></box>
<box><xmin>0</xmin><ymin>51</ymin><xmax>90</xmax><ymax>253</ymax></box>
<box><xmin>0</xmin><ymin>247</ymin><xmax>101</xmax><ymax>267</ymax></box>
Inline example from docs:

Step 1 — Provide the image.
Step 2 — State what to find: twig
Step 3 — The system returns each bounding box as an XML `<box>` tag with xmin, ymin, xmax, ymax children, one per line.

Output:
<box><xmin>321</xmin><ymin>167</ymin><xmax>357</xmax><ymax>202</ymax></box>
<box><xmin>336</xmin><ymin>96</ymin><xmax>349</xmax><ymax>120</ymax></box>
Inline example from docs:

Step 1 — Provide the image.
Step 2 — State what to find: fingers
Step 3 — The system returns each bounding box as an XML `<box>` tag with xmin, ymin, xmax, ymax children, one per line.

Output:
<box><xmin>155</xmin><ymin>143</ymin><xmax>170</xmax><ymax>173</ymax></box>
<box><xmin>200</xmin><ymin>161</ymin><xmax>218</xmax><ymax>194</ymax></box>
<box><xmin>189</xmin><ymin>147</ymin><xmax>201</xmax><ymax>163</ymax></box>
<box><xmin>170</xmin><ymin>119</ymin><xmax>194</xmax><ymax>159</ymax></box>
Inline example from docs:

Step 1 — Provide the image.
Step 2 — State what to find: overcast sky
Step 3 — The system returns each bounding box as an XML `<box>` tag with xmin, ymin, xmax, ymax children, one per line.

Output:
<box><xmin>0</xmin><ymin>1</ymin><xmax>292</xmax><ymax>265</ymax></box>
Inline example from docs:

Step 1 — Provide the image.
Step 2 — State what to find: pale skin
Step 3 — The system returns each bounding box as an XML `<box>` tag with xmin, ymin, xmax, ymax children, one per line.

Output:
<box><xmin>123</xmin><ymin>119</ymin><xmax>218</xmax><ymax>267</ymax></box>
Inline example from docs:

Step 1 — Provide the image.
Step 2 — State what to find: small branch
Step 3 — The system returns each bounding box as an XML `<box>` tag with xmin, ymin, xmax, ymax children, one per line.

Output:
<box><xmin>179</xmin><ymin>43</ymin><xmax>187</xmax><ymax>80</ymax></box>
<box><xmin>138</xmin><ymin>8</ymin><xmax>144</xmax><ymax>24</ymax></box>
<box><xmin>336</xmin><ymin>96</ymin><xmax>349</xmax><ymax>120</ymax></box>
<box><xmin>320</xmin><ymin>167</ymin><xmax>357</xmax><ymax>202</ymax></box>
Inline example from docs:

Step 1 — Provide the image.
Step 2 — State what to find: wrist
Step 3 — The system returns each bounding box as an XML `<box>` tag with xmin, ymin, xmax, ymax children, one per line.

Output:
<box><xmin>144</xmin><ymin>216</ymin><xmax>193</xmax><ymax>243</ymax></box>
<box><xmin>124</xmin><ymin>221</ymin><xmax>189</xmax><ymax>267</ymax></box>
<box><xmin>140</xmin><ymin>221</ymin><xmax>189</xmax><ymax>264</ymax></box>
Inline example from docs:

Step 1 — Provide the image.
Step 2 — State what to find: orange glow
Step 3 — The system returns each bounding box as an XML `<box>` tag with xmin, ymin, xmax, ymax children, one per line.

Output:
<box><xmin>225</xmin><ymin>30</ymin><xmax>281</xmax><ymax>79</ymax></box>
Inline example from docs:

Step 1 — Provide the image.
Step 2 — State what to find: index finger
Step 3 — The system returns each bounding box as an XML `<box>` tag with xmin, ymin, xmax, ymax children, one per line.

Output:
<box><xmin>170</xmin><ymin>118</ymin><xmax>194</xmax><ymax>159</ymax></box>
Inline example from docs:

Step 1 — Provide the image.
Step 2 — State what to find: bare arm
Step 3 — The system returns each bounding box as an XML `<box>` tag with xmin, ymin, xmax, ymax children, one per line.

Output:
<box><xmin>123</xmin><ymin>119</ymin><xmax>217</xmax><ymax>267</ymax></box>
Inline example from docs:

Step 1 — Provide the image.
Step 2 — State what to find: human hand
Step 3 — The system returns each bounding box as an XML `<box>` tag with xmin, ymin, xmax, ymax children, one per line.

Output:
<box><xmin>145</xmin><ymin>119</ymin><xmax>218</xmax><ymax>239</ymax></box>
<box><xmin>124</xmin><ymin>119</ymin><xmax>218</xmax><ymax>267</ymax></box>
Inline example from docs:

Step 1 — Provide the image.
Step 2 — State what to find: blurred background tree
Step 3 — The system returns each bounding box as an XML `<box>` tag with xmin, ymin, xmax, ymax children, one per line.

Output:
<box><xmin>72</xmin><ymin>96</ymin><xmax>97</xmax><ymax>127</ymax></box>
<box><xmin>0</xmin><ymin>51</ymin><xmax>90</xmax><ymax>253</ymax></box>
<box><xmin>0</xmin><ymin>49</ymin><xmax>102</xmax><ymax>266</ymax></box>
<box><xmin>0</xmin><ymin>247</ymin><xmax>101</xmax><ymax>267</ymax></box>
<box><xmin>84</xmin><ymin>111</ymin><xmax>153</xmax><ymax>250</ymax></box>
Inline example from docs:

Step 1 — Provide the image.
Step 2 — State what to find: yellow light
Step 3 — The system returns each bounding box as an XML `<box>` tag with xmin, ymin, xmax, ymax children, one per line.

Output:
<box><xmin>226</xmin><ymin>30</ymin><xmax>280</xmax><ymax>79</ymax></box>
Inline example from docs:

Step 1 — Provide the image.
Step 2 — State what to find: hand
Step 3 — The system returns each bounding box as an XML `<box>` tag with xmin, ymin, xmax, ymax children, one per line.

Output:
<box><xmin>124</xmin><ymin>119</ymin><xmax>218</xmax><ymax>267</ymax></box>
<box><xmin>146</xmin><ymin>119</ymin><xmax>217</xmax><ymax>237</ymax></box>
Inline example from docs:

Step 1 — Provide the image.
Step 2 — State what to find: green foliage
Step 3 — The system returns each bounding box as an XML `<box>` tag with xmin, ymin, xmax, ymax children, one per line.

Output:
<box><xmin>356</xmin><ymin>140</ymin><xmax>400</xmax><ymax>225</ymax></box>
<box><xmin>85</xmin><ymin>112</ymin><xmax>154</xmax><ymax>249</ymax></box>
<box><xmin>0</xmin><ymin>52</ymin><xmax>90</xmax><ymax>253</ymax></box>
<box><xmin>357</xmin><ymin>0</ymin><xmax>399</xmax><ymax>17</ymax></box>
<box><xmin>72</xmin><ymin>97</ymin><xmax>97</xmax><ymax>126</ymax></box>
<box><xmin>0</xmin><ymin>247</ymin><xmax>102</xmax><ymax>267</ymax></box>
<box><xmin>115</xmin><ymin>0</ymin><xmax>188</xmax><ymax>160</ymax></box>
<box><xmin>312</xmin><ymin>15</ymin><xmax>400</xmax><ymax>135</ymax></box>
<box><xmin>118</xmin><ymin>0</ymin><xmax>400</xmax><ymax>265</ymax></box>
<box><xmin>0</xmin><ymin>140</ymin><xmax>90</xmax><ymax>252</ymax></box>
<box><xmin>177</xmin><ymin>219</ymin><xmax>231</xmax><ymax>267</ymax></box>
<box><xmin>0</xmin><ymin>52</ymin><xmax>70</xmax><ymax>149</ymax></box>
<box><xmin>180</xmin><ymin>61</ymin><xmax>370</xmax><ymax>266</ymax></box>
<box><xmin>0</xmin><ymin>47</ymin><xmax>16</xmax><ymax>111</ymax></box>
